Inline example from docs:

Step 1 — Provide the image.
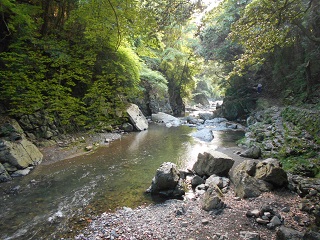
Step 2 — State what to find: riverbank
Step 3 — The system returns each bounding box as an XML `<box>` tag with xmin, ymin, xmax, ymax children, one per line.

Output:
<box><xmin>73</xmin><ymin>187</ymin><xmax>307</xmax><ymax>240</ymax></box>
<box><xmin>39</xmin><ymin>131</ymin><xmax>123</xmax><ymax>165</ymax></box>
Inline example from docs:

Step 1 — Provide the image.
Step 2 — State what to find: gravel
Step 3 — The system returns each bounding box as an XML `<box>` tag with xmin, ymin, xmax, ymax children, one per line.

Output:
<box><xmin>74</xmin><ymin>188</ymin><xmax>310</xmax><ymax>240</ymax></box>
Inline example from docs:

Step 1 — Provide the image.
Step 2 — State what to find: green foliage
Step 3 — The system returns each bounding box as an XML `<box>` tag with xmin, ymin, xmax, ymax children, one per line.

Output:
<box><xmin>84</xmin><ymin>46</ymin><xmax>141</xmax><ymax>127</ymax></box>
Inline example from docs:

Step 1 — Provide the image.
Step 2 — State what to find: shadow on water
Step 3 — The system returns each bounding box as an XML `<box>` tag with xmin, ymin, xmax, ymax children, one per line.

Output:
<box><xmin>0</xmin><ymin>123</ymin><xmax>244</xmax><ymax>239</ymax></box>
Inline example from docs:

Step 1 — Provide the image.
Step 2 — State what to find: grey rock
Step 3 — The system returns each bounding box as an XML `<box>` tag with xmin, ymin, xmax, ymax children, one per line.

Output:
<box><xmin>126</xmin><ymin>104</ymin><xmax>148</xmax><ymax>131</ymax></box>
<box><xmin>191</xmin><ymin>175</ymin><xmax>205</xmax><ymax>187</ymax></box>
<box><xmin>270</xmin><ymin>216</ymin><xmax>282</xmax><ymax>226</ymax></box>
<box><xmin>246</xmin><ymin>209</ymin><xmax>261</xmax><ymax>218</ymax></box>
<box><xmin>232</xmin><ymin>161</ymin><xmax>273</xmax><ymax>198</ymax></box>
<box><xmin>0</xmin><ymin>138</ymin><xmax>43</xmax><ymax>169</ymax></box>
<box><xmin>255</xmin><ymin>158</ymin><xmax>288</xmax><ymax>187</ymax></box>
<box><xmin>151</xmin><ymin>112</ymin><xmax>181</xmax><ymax>127</ymax></box>
<box><xmin>191</xmin><ymin>128</ymin><xmax>214</xmax><ymax>142</ymax></box>
<box><xmin>201</xmin><ymin>188</ymin><xmax>225</xmax><ymax>211</ymax></box>
<box><xmin>147</xmin><ymin>162</ymin><xmax>184</xmax><ymax>198</ymax></box>
<box><xmin>0</xmin><ymin>163</ymin><xmax>12</xmax><ymax>182</ymax></box>
<box><xmin>206</xmin><ymin>175</ymin><xmax>230</xmax><ymax>189</ymax></box>
<box><xmin>256</xmin><ymin>218</ymin><xmax>269</xmax><ymax>224</ymax></box>
<box><xmin>240</xmin><ymin>146</ymin><xmax>261</xmax><ymax>159</ymax></box>
<box><xmin>240</xmin><ymin>231</ymin><xmax>260</xmax><ymax>240</ymax></box>
<box><xmin>11</xmin><ymin>168</ymin><xmax>32</xmax><ymax>177</ymax></box>
<box><xmin>276</xmin><ymin>226</ymin><xmax>304</xmax><ymax>240</ymax></box>
<box><xmin>193</xmin><ymin>150</ymin><xmax>234</xmax><ymax>177</ymax></box>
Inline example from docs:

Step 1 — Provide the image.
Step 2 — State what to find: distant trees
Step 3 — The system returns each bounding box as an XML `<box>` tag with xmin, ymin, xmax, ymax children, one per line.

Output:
<box><xmin>199</xmin><ymin>0</ymin><xmax>320</xmax><ymax>103</ymax></box>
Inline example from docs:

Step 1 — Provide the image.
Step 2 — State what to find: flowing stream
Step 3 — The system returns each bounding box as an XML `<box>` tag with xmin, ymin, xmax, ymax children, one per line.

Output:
<box><xmin>0</xmin><ymin>123</ymin><xmax>244</xmax><ymax>240</ymax></box>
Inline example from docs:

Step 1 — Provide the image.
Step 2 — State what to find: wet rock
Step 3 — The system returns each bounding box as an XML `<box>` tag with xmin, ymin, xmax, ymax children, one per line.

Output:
<box><xmin>126</xmin><ymin>104</ymin><xmax>148</xmax><ymax>131</ymax></box>
<box><xmin>193</xmin><ymin>150</ymin><xmax>234</xmax><ymax>177</ymax></box>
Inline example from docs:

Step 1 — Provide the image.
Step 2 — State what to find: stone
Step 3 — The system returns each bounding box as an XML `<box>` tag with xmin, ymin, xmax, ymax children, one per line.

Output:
<box><xmin>192</xmin><ymin>150</ymin><xmax>234</xmax><ymax>177</ymax></box>
<box><xmin>11</xmin><ymin>168</ymin><xmax>32</xmax><ymax>177</ymax></box>
<box><xmin>191</xmin><ymin>175</ymin><xmax>205</xmax><ymax>187</ymax></box>
<box><xmin>85</xmin><ymin>145</ymin><xmax>93</xmax><ymax>151</ymax></box>
<box><xmin>256</xmin><ymin>218</ymin><xmax>269</xmax><ymax>224</ymax></box>
<box><xmin>240</xmin><ymin>146</ymin><xmax>261</xmax><ymax>159</ymax></box>
<box><xmin>146</xmin><ymin>162</ymin><xmax>184</xmax><ymax>198</ymax></box>
<box><xmin>255</xmin><ymin>158</ymin><xmax>288</xmax><ymax>187</ymax></box>
<box><xmin>232</xmin><ymin>161</ymin><xmax>273</xmax><ymax>198</ymax></box>
<box><xmin>0</xmin><ymin>138</ymin><xmax>43</xmax><ymax>169</ymax></box>
<box><xmin>0</xmin><ymin>163</ymin><xmax>12</xmax><ymax>182</ymax></box>
<box><xmin>191</xmin><ymin>128</ymin><xmax>214</xmax><ymax>142</ymax></box>
<box><xmin>121</xmin><ymin>123</ymin><xmax>134</xmax><ymax>132</ymax></box>
<box><xmin>246</xmin><ymin>209</ymin><xmax>261</xmax><ymax>218</ymax></box>
<box><xmin>276</xmin><ymin>226</ymin><xmax>304</xmax><ymax>240</ymax></box>
<box><xmin>240</xmin><ymin>231</ymin><xmax>260</xmax><ymax>240</ymax></box>
<box><xmin>205</xmin><ymin>175</ymin><xmax>230</xmax><ymax>189</ymax></box>
<box><xmin>201</xmin><ymin>219</ymin><xmax>210</xmax><ymax>225</ymax></box>
<box><xmin>201</xmin><ymin>188</ymin><xmax>225</xmax><ymax>211</ymax></box>
<box><xmin>126</xmin><ymin>104</ymin><xmax>148</xmax><ymax>131</ymax></box>
<box><xmin>270</xmin><ymin>216</ymin><xmax>282</xmax><ymax>226</ymax></box>
<box><xmin>151</xmin><ymin>112</ymin><xmax>181</xmax><ymax>127</ymax></box>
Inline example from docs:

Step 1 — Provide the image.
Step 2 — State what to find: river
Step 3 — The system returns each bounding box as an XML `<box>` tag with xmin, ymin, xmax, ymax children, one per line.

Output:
<box><xmin>0</xmin><ymin>123</ymin><xmax>244</xmax><ymax>240</ymax></box>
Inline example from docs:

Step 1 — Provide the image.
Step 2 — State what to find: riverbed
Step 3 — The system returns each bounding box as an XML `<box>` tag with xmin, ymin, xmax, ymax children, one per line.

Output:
<box><xmin>0</xmin><ymin>123</ymin><xmax>244</xmax><ymax>240</ymax></box>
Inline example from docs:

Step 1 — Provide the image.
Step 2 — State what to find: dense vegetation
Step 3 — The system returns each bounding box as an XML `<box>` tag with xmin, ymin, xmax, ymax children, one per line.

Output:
<box><xmin>0</xmin><ymin>0</ymin><xmax>202</xmax><ymax>131</ymax></box>
<box><xmin>1</xmin><ymin>0</ymin><xmax>319</xmax><ymax>133</ymax></box>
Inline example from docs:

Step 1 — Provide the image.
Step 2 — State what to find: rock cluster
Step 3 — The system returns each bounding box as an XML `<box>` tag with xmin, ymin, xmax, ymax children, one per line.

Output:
<box><xmin>246</xmin><ymin>205</ymin><xmax>283</xmax><ymax>229</ymax></box>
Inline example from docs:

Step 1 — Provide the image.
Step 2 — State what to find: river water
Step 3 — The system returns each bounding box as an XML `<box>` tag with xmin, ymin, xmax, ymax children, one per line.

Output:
<box><xmin>0</xmin><ymin>123</ymin><xmax>244</xmax><ymax>240</ymax></box>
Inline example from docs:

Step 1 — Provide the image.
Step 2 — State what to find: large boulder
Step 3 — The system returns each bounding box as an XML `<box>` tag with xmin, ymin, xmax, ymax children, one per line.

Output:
<box><xmin>0</xmin><ymin>139</ymin><xmax>43</xmax><ymax>169</ymax></box>
<box><xmin>232</xmin><ymin>159</ymin><xmax>288</xmax><ymax>198</ymax></box>
<box><xmin>0</xmin><ymin>119</ymin><xmax>43</xmax><ymax>172</ymax></box>
<box><xmin>126</xmin><ymin>104</ymin><xmax>148</xmax><ymax>131</ymax></box>
<box><xmin>193</xmin><ymin>151</ymin><xmax>234</xmax><ymax>177</ymax></box>
<box><xmin>151</xmin><ymin>112</ymin><xmax>181</xmax><ymax>127</ymax></box>
<box><xmin>146</xmin><ymin>162</ymin><xmax>185</xmax><ymax>198</ymax></box>
<box><xmin>255</xmin><ymin>158</ymin><xmax>288</xmax><ymax>187</ymax></box>
<box><xmin>232</xmin><ymin>168</ymin><xmax>273</xmax><ymax>198</ymax></box>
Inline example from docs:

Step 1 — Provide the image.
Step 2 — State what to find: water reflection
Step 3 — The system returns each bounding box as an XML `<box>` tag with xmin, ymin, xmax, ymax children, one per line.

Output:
<box><xmin>0</xmin><ymin>124</ymin><xmax>244</xmax><ymax>239</ymax></box>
